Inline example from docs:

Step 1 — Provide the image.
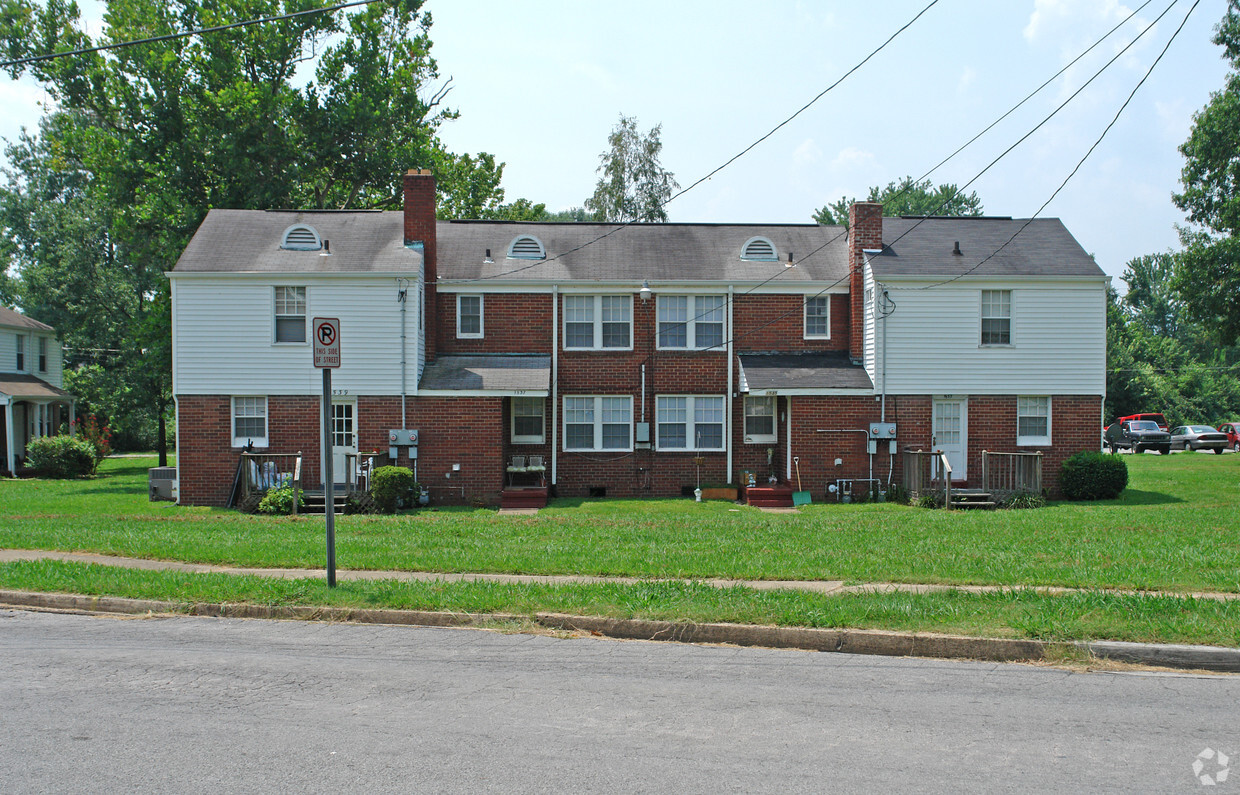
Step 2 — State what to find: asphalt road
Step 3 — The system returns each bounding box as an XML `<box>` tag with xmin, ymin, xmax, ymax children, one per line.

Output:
<box><xmin>2</xmin><ymin>609</ymin><xmax>1236</xmax><ymax>793</ymax></box>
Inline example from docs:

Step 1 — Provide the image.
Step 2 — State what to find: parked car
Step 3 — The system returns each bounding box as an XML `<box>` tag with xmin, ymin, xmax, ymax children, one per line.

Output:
<box><xmin>1105</xmin><ymin>420</ymin><xmax>1171</xmax><ymax>454</ymax></box>
<box><xmin>1117</xmin><ymin>412</ymin><xmax>1170</xmax><ymax>432</ymax></box>
<box><xmin>1169</xmin><ymin>425</ymin><xmax>1228</xmax><ymax>453</ymax></box>
<box><xmin>1218</xmin><ymin>422</ymin><xmax>1240</xmax><ymax>452</ymax></box>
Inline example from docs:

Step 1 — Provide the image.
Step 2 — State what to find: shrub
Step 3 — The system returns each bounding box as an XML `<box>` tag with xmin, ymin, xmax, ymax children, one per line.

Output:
<box><xmin>71</xmin><ymin>413</ymin><xmax>112</xmax><ymax>473</ymax></box>
<box><xmin>916</xmin><ymin>491</ymin><xmax>945</xmax><ymax>509</ymax></box>
<box><xmin>1000</xmin><ymin>491</ymin><xmax>1046</xmax><ymax>510</ymax></box>
<box><xmin>1060</xmin><ymin>450</ymin><xmax>1128</xmax><ymax>501</ymax></box>
<box><xmin>25</xmin><ymin>435</ymin><xmax>97</xmax><ymax>478</ymax></box>
<box><xmin>370</xmin><ymin>465</ymin><xmax>416</xmax><ymax>513</ymax></box>
<box><xmin>258</xmin><ymin>486</ymin><xmax>304</xmax><ymax>515</ymax></box>
<box><xmin>885</xmin><ymin>484</ymin><xmax>910</xmax><ymax>505</ymax></box>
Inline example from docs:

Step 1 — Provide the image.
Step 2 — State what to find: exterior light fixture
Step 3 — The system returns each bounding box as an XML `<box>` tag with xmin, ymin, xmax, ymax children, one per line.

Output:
<box><xmin>639</xmin><ymin>279</ymin><xmax>652</xmax><ymax>302</ymax></box>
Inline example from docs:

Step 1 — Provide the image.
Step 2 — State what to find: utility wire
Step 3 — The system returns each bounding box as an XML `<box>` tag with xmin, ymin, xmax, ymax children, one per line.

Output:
<box><xmin>0</xmin><ymin>0</ymin><xmax>384</xmax><ymax>69</ymax></box>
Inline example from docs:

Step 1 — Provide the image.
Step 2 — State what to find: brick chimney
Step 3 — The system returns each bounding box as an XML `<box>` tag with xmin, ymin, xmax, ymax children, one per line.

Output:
<box><xmin>404</xmin><ymin>168</ymin><xmax>437</xmax><ymax>362</ymax></box>
<box><xmin>847</xmin><ymin>202</ymin><xmax>882</xmax><ymax>362</ymax></box>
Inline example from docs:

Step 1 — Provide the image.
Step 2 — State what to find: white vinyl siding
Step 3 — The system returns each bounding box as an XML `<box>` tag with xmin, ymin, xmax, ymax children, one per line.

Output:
<box><xmin>656</xmin><ymin>396</ymin><xmax>725</xmax><ymax>451</ymax></box>
<box><xmin>232</xmin><ymin>397</ymin><xmax>268</xmax><ymax>447</ymax></box>
<box><xmin>1017</xmin><ymin>396</ymin><xmax>1051</xmax><ymax>446</ymax></box>
<box><xmin>563</xmin><ymin>396</ymin><xmax>632</xmax><ymax>451</ymax></box>
<box><xmin>657</xmin><ymin>295</ymin><xmax>725</xmax><ymax>350</ymax></box>
<box><xmin>563</xmin><ymin>295</ymin><xmax>632</xmax><ymax>350</ymax></box>
<box><xmin>274</xmin><ymin>286</ymin><xmax>307</xmax><ymax>343</ymax></box>
<box><xmin>743</xmin><ymin>396</ymin><xmax>776</xmax><ymax>443</ymax></box>
<box><xmin>511</xmin><ymin>397</ymin><xmax>545</xmax><ymax>444</ymax></box>
<box><xmin>877</xmin><ymin>281</ymin><xmax>1106</xmax><ymax>395</ymax></box>
<box><xmin>172</xmin><ymin>276</ymin><xmax>417</xmax><ymax>395</ymax></box>
<box><xmin>457</xmin><ymin>295</ymin><xmax>483</xmax><ymax>338</ymax></box>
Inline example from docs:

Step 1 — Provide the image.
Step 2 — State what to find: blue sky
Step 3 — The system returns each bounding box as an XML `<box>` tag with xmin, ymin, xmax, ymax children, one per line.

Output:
<box><xmin>1</xmin><ymin>0</ymin><xmax>1231</xmax><ymax>284</ymax></box>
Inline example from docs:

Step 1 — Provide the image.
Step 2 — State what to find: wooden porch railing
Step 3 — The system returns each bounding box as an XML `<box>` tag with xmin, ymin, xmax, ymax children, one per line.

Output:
<box><xmin>981</xmin><ymin>450</ymin><xmax>1042</xmax><ymax>499</ymax></box>
<box><xmin>902</xmin><ymin>449</ymin><xmax>953</xmax><ymax>509</ymax></box>
<box><xmin>238</xmin><ymin>452</ymin><xmax>303</xmax><ymax>514</ymax></box>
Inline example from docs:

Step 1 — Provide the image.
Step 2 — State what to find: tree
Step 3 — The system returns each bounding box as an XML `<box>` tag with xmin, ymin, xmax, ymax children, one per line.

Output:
<box><xmin>812</xmin><ymin>176</ymin><xmax>984</xmax><ymax>227</ymax></box>
<box><xmin>1170</xmin><ymin>2</ymin><xmax>1240</xmax><ymax>344</ymax></box>
<box><xmin>585</xmin><ymin>115</ymin><xmax>679</xmax><ymax>223</ymax></box>
<box><xmin>0</xmin><ymin>0</ymin><xmax>513</xmax><ymax>462</ymax></box>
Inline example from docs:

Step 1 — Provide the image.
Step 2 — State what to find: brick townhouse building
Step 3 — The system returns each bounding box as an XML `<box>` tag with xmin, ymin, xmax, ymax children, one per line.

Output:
<box><xmin>168</xmin><ymin>169</ymin><xmax>1107</xmax><ymax>506</ymax></box>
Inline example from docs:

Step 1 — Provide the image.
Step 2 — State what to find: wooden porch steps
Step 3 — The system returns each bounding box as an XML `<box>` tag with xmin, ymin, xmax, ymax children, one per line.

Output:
<box><xmin>950</xmin><ymin>489</ymin><xmax>996</xmax><ymax>510</ymax></box>
<box><xmin>743</xmin><ymin>484</ymin><xmax>795</xmax><ymax>508</ymax></box>
<box><xmin>501</xmin><ymin>487</ymin><xmax>548</xmax><ymax>510</ymax></box>
<box><xmin>301</xmin><ymin>490</ymin><xmax>348</xmax><ymax>515</ymax></box>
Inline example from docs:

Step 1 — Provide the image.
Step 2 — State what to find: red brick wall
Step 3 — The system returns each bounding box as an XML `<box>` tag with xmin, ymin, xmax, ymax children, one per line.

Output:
<box><xmin>403</xmin><ymin>169</ymin><xmax>437</xmax><ymax>362</ymax></box>
<box><xmin>848</xmin><ymin>202</ymin><xmax>882</xmax><ymax>361</ymax></box>
<box><xmin>437</xmin><ymin>293</ymin><xmax>553</xmax><ymax>355</ymax></box>
<box><xmin>732</xmin><ymin>294</ymin><xmax>849</xmax><ymax>352</ymax></box>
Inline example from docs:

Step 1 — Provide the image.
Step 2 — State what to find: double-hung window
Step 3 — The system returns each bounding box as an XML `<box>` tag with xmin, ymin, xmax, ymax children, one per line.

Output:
<box><xmin>37</xmin><ymin>337</ymin><xmax>47</xmax><ymax>372</ymax></box>
<box><xmin>511</xmin><ymin>397</ymin><xmax>545</xmax><ymax>444</ymax></box>
<box><xmin>232</xmin><ymin>397</ymin><xmax>268</xmax><ymax>447</ymax></box>
<box><xmin>457</xmin><ymin>295</ymin><xmax>483</xmax><ymax>338</ymax></box>
<box><xmin>563</xmin><ymin>295</ymin><xmax>631</xmax><ymax>350</ymax></box>
<box><xmin>657</xmin><ymin>295</ymin><xmax>725</xmax><ymax>350</ymax></box>
<box><xmin>563</xmin><ymin>396</ymin><xmax>632</xmax><ymax>451</ymax></box>
<box><xmin>744</xmin><ymin>395</ymin><xmax>776</xmax><ymax>442</ymax></box>
<box><xmin>804</xmin><ymin>296</ymin><xmax>830</xmax><ymax>338</ymax></box>
<box><xmin>274</xmin><ymin>286</ymin><xmax>307</xmax><ymax>343</ymax></box>
<box><xmin>981</xmin><ymin>290</ymin><xmax>1011</xmax><ymax>345</ymax></box>
<box><xmin>14</xmin><ymin>335</ymin><xmax>25</xmax><ymax>371</ymax></box>
<box><xmin>656</xmin><ymin>396</ymin><xmax>725</xmax><ymax>451</ymax></box>
<box><xmin>1017</xmin><ymin>396</ymin><xmax>1051</xmax><ymax>446</ymax></box>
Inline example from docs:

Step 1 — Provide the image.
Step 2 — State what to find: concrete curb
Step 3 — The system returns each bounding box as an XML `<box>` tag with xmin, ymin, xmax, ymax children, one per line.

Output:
<box><xmin>6</xmin><ymin>588</ymin><xmax>1237</xmax><ymax>671</ymax></box>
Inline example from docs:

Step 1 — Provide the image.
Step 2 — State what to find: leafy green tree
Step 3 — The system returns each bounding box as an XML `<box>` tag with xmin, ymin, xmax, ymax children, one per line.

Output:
<box><xmin>585</xmin><ymin>115</ymin><xmax>679</xmax><ymax>223</ymax></box>
<box><xmin>812</xmin><ymin>176</ymin><xmax>983</xmax><ymax>227</ymax></box>
<box><xmin>1170</xmin><ymin>2</ymin><xmax>1240</xmax><ymax>344</ymax></box>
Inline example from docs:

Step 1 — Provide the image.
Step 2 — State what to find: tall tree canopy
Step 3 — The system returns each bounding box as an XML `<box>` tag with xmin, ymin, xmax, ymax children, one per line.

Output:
<box><xmin>584</xmin><ymin>115</ymin><xmax>679</xmax><ymax>223</ymax></box>
<box><xmin>0</xmin><ymin>0</ymin><xmax>514</xmax><ymax>458</ymax></box>
<box><xmin>1170</xmin><ymin>2</ymin><xmax>1240</xmax><ymax>345</ymax></box>
<box><xmin>812</xmin><ymin>176</ymin><xmax>983</xmax><ymax>227</ymax></box>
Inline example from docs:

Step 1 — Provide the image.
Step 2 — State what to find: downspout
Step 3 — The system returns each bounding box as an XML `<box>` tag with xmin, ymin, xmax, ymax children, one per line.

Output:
<box><xmin>726</xmin><ymin>284</ymin><xmax>735</xmax><ymax>486</ymax></box>
<box><xmin>786</xmin><ymin>398</ymin><xmax>792</xmax><ymax>481</ymax></box>
<box><xmin>398</xmin><ymin>278</ymin><xmax>409</xmax><ymax>427</ymax></box>
<box><xmin>551</xmin><ymin>285</ymin><xmax>559</xmax><ymax>487</ymax></box>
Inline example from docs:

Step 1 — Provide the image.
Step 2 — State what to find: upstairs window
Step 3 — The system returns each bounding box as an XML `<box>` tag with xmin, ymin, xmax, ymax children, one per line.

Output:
<box><xmin>457</xmin><ymin>295</ymin><xmax>483</xmax><ymax>338</ymax></box>
<box><xmin>280</xmin><ymin>225</ymin><xmax>322</xmax><ymax>251</ymax></box>
<box><xmin>507</xmin><ymin>235</ymin><xmax>546</xmax><ymax>260</ymax></box>
<box><xmin>981</xmin><ymin>290</ymin><xmax>1011</xmax><ymax>346</ymax></box>
<box><xmin>741</xmin><ymin>237</ymin><xmax>779</xmax><ymax>261</ymax></box>
<box><xmin>37</xmin><ymin>337</ymin><xmax>47</xmax><ymax>372</ymax></box>
<box><xmin>657</xmin><ymin>295</ymin><xmax>725</xmax><ymax>350</ymax></box>
<box><xmin>274</xmin><ymin>286</ymin><xmax>307</xmax><ymax>343</ymax></box>
<box><xmin>804</xmin><ymin>296</ymin><xmax>830</xmax><ymax>338</ymax></box>
<box><xmin>563</xmin><ymin>295</ymin><xmax>631</xmax><ymax>350</ymax></box>
<box><xmin>14</xmin><ymin>334</ymin><xmax>25</xmax><ymax>371</ymax></box>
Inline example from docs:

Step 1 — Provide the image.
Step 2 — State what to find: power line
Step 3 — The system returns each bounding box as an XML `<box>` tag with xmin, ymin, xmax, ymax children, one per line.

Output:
<box><xmin>0</xmin><ymin>0</ymin><xmax>384</xmax><ymax>69</ymax></box>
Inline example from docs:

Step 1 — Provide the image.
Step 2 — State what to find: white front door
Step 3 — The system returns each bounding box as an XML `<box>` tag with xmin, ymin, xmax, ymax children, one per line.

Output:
<box><xmin>331</xmin><ymin>400</ymin><xmax>357</xmax><ymax>486</ymax></box>
<box><xmin>932</xmin><ymin>398</ymin><xmax>967</xmax><ymax>481</ymax></box>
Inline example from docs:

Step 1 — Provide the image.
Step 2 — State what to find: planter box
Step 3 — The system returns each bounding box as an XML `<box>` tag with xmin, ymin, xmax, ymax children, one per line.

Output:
<box><xmin>700</xmin><ymin>487</ymin><xmax>738</xmax><ymax>501</ymax></box>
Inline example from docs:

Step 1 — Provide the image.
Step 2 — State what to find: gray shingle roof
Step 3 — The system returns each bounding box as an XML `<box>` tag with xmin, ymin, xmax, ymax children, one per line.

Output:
<box><xmin>0</xmin><ymin>373</ymin><xmax>71</xmax><ymax>399</ymax></box>
<box><xmin>419</xmin><ymin>355</ymin><xmax>551</xmax><ymax>392</ymax></box>
<box><xmin>173</xmin><ymin>210</ymin><xmax>421</xmax><ymax>273</ymax></box>
<box><xmin>872</xmin><ymin>217</ymin><xmax>1104</xmax><ymax>279</ymax></box>
<box><xmin>0</xmin><ymin>307</ymin><xmax>54</xmax><ymax>332</ymax></box>
<box><xmin>738</xmin><ymin>353</ymin><xmax>874</xmax><ymax>392</ymax></box>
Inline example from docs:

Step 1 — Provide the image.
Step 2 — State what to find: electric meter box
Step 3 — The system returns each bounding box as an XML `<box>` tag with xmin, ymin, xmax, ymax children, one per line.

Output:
<box><xmin>387</xmin><ymin>429</ymin><xmax>419</xmax><ymax>446</ymax></box>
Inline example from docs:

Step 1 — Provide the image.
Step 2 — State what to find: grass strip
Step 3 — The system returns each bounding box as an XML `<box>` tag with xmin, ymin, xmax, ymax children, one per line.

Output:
<box><xmin>3</xmin><ymin>560</ymin><xmax>1239</xmax><ymax>648</ymax></box>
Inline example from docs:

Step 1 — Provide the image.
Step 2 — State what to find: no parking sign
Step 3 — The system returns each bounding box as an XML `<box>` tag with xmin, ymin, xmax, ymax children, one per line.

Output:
<box><xmin>312</xmin><ymin>317</ymin><xmax>340</xmax><ymax>368</ymax></box>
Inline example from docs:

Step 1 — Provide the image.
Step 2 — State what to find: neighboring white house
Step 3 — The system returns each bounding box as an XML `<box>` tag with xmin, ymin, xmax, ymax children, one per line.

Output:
<box><xmin>1</xmin><ymin>307</ymin><xmax>75</xmax><ymax>474</ymax></box>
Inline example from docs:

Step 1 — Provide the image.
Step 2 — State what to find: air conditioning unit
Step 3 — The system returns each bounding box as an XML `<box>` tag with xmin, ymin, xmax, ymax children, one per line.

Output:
<box><xmin>149</xmin><ymin>466</ymin><xmax>177</xmax><ymax>501</ymax></box>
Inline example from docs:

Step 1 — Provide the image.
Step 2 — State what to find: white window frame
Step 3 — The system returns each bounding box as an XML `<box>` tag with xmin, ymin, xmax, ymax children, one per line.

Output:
<box><xmin>804</xmin><ymin>296</ymin><xmax>831</xmax><ymax>339</ymax></box>
<box><xmin>511</xmin><ymin>397</ymin><xmax>545</xmax><ymax>445</ymax></box>
<box><xmin>1017</xmin><ymin>396</ymin><xmax>1051</xmax><ymax>447</ymax></box>
<box><xmin>457</xmin><ymin>294</ymin><xmax>483</xmax><ymax>339</ymax></box>
<box><xmin>273</xmin><ymin>286</ymin><xmax>307</xmax><ymax>344</ymax></box>
<box><xmin>37</xmin><ymin>336</ymin><xmax>47</xmax><ymax>372</ymax></box>
<box><xmin>14</xmin><ymin>334</ymin><xmax>25</xmax><ymax>372</ymax></box>
<box><xmin>563</xmin><ymin>295</ymin><xmax>632</xmax><ymax>351</ymax></box>
<box><xmin>231</xmin><ymin>396</ymin><xmax>269</xmax><ymax>448</ymax></box>
<box><xmin>656</xmin><ymin>295</ymin><xmax>726</xmax><ymax>350</ymax></box>
<box><xmin>981</xmin><ymin>290</ymin><xmax>1012</xmax><ymax>346</ymax></box>
<box><xmin>562</xmin><ymin>395</ymin><xmax>633</xmax><ymax>452</ymax></box>
<box><xmin>743</xmin><ymin>395</ymin><xmax>777</xmax><ymax>443</ymax></box>
<box><xmin>655</xmin><ymin>395</ymin><xmax>726</xmax><ymax>452</ymax></box>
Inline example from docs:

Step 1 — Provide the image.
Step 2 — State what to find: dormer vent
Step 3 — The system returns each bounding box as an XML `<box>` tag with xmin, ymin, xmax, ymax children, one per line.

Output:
<box><xmin>507</xmin><ymin>235</ymin><xmax>546</xmax><ymax>260</ymax></box>
<box><xmin>741</xmin><ymin>236</ymin><xmax>778</xmax><ymax>261</ymax></box>
<box><xmin>281</xmin><ymin>224</ymin><xmax>322</xmax><ymax>251</ymax></box>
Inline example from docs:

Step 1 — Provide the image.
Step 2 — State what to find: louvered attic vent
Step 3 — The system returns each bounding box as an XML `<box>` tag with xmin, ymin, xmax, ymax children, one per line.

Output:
<box><xmin>281</xmin><ymin>224</ymin><xmax>322</xmax><ymax>251</ymax></box>
<box><xmin>741</xmin><ymin>236</ymin><xmax>778</xmax><ymax>261</ymax></box>
<box><xmin>507</xmin><ymin>235</ymin><xmax>546</xmax><ymax>260</ymax></box>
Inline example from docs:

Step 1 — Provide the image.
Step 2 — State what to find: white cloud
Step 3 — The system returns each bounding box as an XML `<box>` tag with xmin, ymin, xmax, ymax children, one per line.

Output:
<box><xmin>1024</xmin><ymin>0</ymin><xmax>1142</xmax><ymax>48</ymax></box>
<box><xmin>829</xmin><ymin>146</ymin><xmax>877</xmax><ymax>173</ymax></box>
<box><xmin>957</xmin><ymin>67</ymin><xmax>977</xmax><ymax>96</ymax></box>
<box><xmin>1154</xmin><ymin>99</ymin><xmax>1193</xmax><ymax>143</ymax></box>
<box><xmin>793</xmin><ymin>138</ymin><xmax>822</xmax><ymax>165</ymax></box>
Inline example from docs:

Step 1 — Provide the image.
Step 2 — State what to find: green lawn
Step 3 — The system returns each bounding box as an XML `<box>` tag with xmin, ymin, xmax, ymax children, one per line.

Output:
<box><xmin>2</xmin><ymin>453</ymin><xmax>1239</xmax><ymax>646</ymax></box>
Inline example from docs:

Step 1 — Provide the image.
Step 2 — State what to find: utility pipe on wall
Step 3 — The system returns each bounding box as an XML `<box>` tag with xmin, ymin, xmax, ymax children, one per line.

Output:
<box><xmin>397</xmin><ymin>278</ymin><xmax>409</xmax><ymax>427</ymax></box>
<box><xmin>551</xmin><ymin>284</ymin><xmax>559</xmax><ymax>487</ymax></box>
<box><xmin>727</xmin><ymin>284</ymin><xmax>735</xmax><ymax>486</ymax></box>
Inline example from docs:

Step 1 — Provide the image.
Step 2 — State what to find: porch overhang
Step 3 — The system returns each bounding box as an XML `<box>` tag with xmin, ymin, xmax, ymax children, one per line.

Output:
<box><xmin>0</xmin><ymin>374</ymin><xmax>74</xmax><ymax>401</ymax></box>
<box><xmin>417</xmin><ymin>354</ymin><xmax>551</xmax><ymax>397</ymax></box>
<box><xmin>737</xmin><ymin>352</ymin><xmax>874</xmax><ymax>396</ymax></box>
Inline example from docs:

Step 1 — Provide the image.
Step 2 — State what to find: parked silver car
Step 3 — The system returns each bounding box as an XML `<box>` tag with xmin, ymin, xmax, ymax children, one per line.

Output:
<box><xmin>1170</xmin><ymin>425</ymin><xmax>1229</xmax><ymax>453</ymax></box>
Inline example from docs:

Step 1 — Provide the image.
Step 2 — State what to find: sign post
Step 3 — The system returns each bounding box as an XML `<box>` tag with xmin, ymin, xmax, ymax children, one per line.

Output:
<box><xmin>313</xmin><ymin>317</ymin><xmax>341</xmax><ymax>587</ymax></box>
